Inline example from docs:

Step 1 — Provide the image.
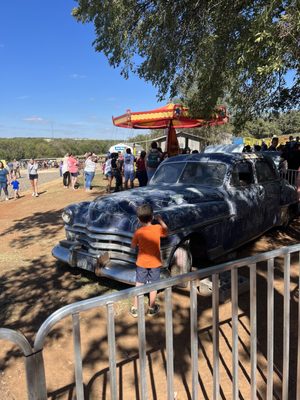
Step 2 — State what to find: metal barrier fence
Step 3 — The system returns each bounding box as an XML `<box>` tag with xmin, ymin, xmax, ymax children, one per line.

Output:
<box><xmin>1</xmin><ymin>244</ymin><xmax>300</xmax><ymax>399</ymax></box>
<box><xmin>281</xmin><ymin>168</ymin><xmax>300</xmax><ymax>187</ymax></box>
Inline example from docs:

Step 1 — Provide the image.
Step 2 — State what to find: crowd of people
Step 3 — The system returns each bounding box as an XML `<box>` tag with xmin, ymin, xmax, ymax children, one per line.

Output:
<box><xmin>103</xmin><ymin>141</ymin><xmax>169</xmax><ymax>193</ymax></box>
<box><xmin>59</xmin><ymin>152</ymin><xmax>98</xmax><ymax>191</ymax></box>
<box><xmin>1</xmin><ymin>136</ymin><xmax>300</xmax><ymax>201</ymax></box>
<box><xmin>243</xmin><ymin>135</ymin><xmax>300</xmax><ymax>171</ymax></box>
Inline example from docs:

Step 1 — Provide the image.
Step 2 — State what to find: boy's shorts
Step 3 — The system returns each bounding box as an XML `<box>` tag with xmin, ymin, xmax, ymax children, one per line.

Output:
<box><xmin>136</xmin><ymin>266</ymin><xmax>161</xmax><ymax>284</ymax></box>
<box><xmin>124</xmin><ymin>170</ymin><xmax>135</xmax><ymax>182</ymax></box>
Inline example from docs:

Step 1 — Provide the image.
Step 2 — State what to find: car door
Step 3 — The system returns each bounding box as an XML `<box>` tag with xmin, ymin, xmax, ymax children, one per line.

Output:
<box><xmin>254</xmin><ymin>159</ymin><xmax>281</xmax><ymax>229</ymax></box>
<box><xmin>224</xmin><ymin>160</ymin><xmax>263</xmax><ymax>249</ymax></box>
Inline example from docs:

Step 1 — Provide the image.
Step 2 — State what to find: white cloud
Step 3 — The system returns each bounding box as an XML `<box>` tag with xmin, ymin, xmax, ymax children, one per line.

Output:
<box><xmin>70</xmin><ymin>73</ymin><xmax>86</xmax><ymax>79</ymax></box>
<box><xmin>23</xmin><ymin>116</ymin><xmax>46</xmax><ymax>123</ymax></box>
<box><xmin>16</xmin><ymin>95</ymin><xmax>29</xmax><ymax>100</ymax></box>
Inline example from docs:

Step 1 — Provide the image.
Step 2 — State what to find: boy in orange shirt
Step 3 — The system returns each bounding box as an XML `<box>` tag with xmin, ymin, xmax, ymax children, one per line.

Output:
<box><xmin>130</xmin><ymin>204</ymin><xmax>168</xmax><ymax>317</ymax></box>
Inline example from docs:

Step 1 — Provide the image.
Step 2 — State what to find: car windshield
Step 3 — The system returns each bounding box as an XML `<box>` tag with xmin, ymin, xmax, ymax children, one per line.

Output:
<box><xmin>151</xmin><ymin>161</ymin><xmax>226</xmax><ymax>186</ymax></box>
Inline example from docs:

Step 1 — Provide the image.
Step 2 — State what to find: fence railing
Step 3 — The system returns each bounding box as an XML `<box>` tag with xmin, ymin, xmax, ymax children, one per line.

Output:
<box><xmin>1</xmin><ymin>244</ymin><xmax>300</xmax><ymax>399</ymax></box>
<box><xmin>281</xmin><ymin>168</ymin><xmax>300</xmax><ymax>187</ymax></box>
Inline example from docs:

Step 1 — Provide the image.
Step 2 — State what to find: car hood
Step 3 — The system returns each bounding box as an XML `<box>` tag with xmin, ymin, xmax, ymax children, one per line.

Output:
<box><xmin>68</xmin><ymin>185</ymin><xmax>228</xmax><ymax>233</ymax></box>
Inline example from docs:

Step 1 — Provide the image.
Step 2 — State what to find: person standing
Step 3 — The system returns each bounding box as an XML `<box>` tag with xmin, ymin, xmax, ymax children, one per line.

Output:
<box><xmin>0</xmin><ymin>161</ymin><xmax>10</xmax><ymax>201</ymax></box>
<box><xmin>12</xmin><ymin>159</ymin><xmax>21</xmax><ymax>178</ymax></box>
<box><xmin>145</xmin><ymin>141</ymin><xmax>162</xmax><ymax>182</ymax></box>
<box><xmin>68</xmin><ymin>153</ymin><xmax>79</xmax><ymax>190</ymax></box>
<box><xmin>62</xmin><ymin>153</ymin><xmax>70</xmax><ymax>188</ymax></box>
<box><xmin>84</xmin><ymin>152</ymin><xmax>97</xmax><ymax>192</ymax></box>
<box><xmin>268</xmin><ymin>136</ymin><xmax>279</xmax><ymax>151</ymax></box>
<box><xmin>28</xmin><ymin>158</ymin><xmax>39</xmax><ymax>197</ymax></box>
<box><xmin>130</xmin><ymin>204</ymin><xmax>168</xmax><ymax>318</ymax></box>
<box><xmin>11</xmin><ymin>175</ymin><xmax>20</xmax><ymax>199</ymax></box>
<box><xmin>104</xmin><ymin>155</ymin><xmax>113</xmax><ymax>193</ymax></box>
<box><xmin>111</xmin><ymin>153</ymin><xmax>123</xmax><ymax>192</ymax></box>
<box><xmin>123</xmin><ymin>148</ymin><xmax>135</xmax><ymax>189</ymax></box>
<box><xmin>136</xmin><ymin>151</ymin><xmax>148</xmax><ymax>187</ymax></box>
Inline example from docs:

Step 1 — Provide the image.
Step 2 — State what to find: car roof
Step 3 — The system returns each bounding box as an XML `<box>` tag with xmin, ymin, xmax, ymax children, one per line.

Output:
<box><xmin>163</xmin><ymin>152</ymin><xmax>265</xmax><ymax>165</ymax></box>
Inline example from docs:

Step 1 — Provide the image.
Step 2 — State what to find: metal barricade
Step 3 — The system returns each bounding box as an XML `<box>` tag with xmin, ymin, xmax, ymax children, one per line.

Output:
<box><xmin>280</xmin><ymin>168</ymin><xmax>300</xmax><ymax>187</ymax></box>
<box><xmin>1</xmin><ymin>243</ymin><xmax>300</xmax><ymax>399</ymax></box>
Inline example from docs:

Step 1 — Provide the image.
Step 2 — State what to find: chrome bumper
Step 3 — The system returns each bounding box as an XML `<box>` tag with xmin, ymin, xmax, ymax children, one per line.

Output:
<box><xmin>52</xmin><ymin>241</ymin><xmax>137</xmax><ymax>285</ymax></box>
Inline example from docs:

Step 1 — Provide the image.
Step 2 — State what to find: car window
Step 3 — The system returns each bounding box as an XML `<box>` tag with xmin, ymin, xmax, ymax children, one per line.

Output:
<box><xmin>179</xmin><ymin>162</ymin><xmax>226</xmax><ymax>186</ymax></box>
<box><xmin>255</xmin><ymin>160</ymin><xmax>278</xmax><ymax>182</ymax></box>
<box><xmin>151</xmin><ymin>162</ymin><xmax>185</xmax><ymax>184</ymax></box>
<box><xmin>231</xmin><ymin>162</ymin><xmax>254</xmax><ymax>186</ymax></box>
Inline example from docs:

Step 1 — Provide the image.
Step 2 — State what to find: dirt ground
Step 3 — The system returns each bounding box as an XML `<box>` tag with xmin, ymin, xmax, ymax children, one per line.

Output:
<box><xmin>0</xmin><ymin>172</ymin><xmax>299</xmax><ymax>399</ymax></box>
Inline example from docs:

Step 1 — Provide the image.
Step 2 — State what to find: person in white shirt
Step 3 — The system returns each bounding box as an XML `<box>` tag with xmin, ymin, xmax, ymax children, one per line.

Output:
<box><xmin>84</xmin><ymin>152</ymin><xmax>97</xmax><ymax>191</ymax></box>
<box><xmin>123</xmin><ymin>148</ymin><xmax>135</xmax><ymax>189</ymax></box>
<box><xmin>62</xmin><ymin>154</ymin><xmax>70</xmax><ymax>188</ymax></box>
<box><xmin>104</xmin><ymin>155</ymin><xmax>113</xmax><ymax>193</ymax></box>
<box><xmin>27</xmin><ymin>159</ymin><xmax>39</xmax><ymax>197</ymax></box>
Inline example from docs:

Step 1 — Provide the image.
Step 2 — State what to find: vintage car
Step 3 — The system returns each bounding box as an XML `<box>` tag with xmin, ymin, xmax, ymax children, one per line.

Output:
<box><xmin>52</xmin><ymin>153</ymin><xmax>298</xmax><ymax>285</ymax></box>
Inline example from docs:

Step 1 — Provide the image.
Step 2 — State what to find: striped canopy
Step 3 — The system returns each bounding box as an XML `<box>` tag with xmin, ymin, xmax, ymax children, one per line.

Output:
<box><xmin>112</xmin><ymin>103</ymin><xmax>228</xmax><ymax>129</ymax></box>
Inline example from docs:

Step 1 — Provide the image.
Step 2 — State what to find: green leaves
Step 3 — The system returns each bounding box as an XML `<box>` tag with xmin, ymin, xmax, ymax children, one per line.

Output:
<box><xmin>73</xmin><ymin>0</ymin><xmax>300</xmax><ymax>127</ymax></box>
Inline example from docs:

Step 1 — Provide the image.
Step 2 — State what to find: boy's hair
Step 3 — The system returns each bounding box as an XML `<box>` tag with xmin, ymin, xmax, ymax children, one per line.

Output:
<box><xmin>136</xmin><ymin>204</ymin><xmax>153</xmax><ymax>223</ymax></box>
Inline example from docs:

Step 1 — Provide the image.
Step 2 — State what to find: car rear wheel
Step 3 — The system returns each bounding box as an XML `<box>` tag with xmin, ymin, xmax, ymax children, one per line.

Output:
<box><xmin>169</xmin><ymin>241</ymin><xmax>192</xmax><ymax>286</ymax></box>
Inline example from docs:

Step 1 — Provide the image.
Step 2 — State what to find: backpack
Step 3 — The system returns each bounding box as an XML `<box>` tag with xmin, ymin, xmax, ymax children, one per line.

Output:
<box><xmin>147</xmin><ymin>150</ymin><xmax>161</xmax><ymax>168</ymax></box>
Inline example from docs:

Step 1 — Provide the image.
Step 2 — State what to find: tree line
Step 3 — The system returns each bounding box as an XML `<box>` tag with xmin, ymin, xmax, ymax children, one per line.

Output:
<box><xmin>1</xmin><ymin>110</ymin><xmax>299</xmax><ymax>160</ymax></box>
<box><xmin>0</xmin><ymin>138</ymin><xmax>119</xmax><ymax>161</ymax></box>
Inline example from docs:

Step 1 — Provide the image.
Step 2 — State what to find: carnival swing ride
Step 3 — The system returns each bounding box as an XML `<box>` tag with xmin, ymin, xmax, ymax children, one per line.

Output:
<box><xmin>112</xmin><ymin>103</ymin><xmax>228</xmax><ymax>156</ymax></box>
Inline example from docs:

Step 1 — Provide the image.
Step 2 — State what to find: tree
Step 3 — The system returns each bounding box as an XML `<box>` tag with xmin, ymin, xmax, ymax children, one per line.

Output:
<box><xmin>73</xmin><ymin>1</ymin><xmax>300</xmax><ymax>127</ymax></box>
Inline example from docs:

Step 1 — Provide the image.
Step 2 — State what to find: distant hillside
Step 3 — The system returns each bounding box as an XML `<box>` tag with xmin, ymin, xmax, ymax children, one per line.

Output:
<box><xmin>0</xmin><ymin>138</ymin><xmax>119</xmax><ymax>160</ymax></box>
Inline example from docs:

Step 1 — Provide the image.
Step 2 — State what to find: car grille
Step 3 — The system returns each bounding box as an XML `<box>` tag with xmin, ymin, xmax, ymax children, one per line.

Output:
<box><xmin>66</xmin><ymin>225</ymin><xmax>137</xmax><ymax>264</ymax></box>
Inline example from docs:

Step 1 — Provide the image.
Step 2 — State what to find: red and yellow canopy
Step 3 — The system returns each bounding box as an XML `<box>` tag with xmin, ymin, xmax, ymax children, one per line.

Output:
<box><xmin>112</xmin><ymin>103</ymin><xmax>228</xmax><ymax>129</ymax></box>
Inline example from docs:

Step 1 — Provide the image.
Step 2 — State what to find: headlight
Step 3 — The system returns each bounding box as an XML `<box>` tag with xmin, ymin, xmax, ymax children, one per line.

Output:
<box><xmin>62</xmin><ymin>209</ymin><xmax>73</xmax><ymax>224</ymax></box>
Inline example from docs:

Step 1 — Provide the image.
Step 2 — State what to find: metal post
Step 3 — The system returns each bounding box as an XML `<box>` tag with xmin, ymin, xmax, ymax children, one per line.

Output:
<box><xmin>165</xmin><ymin>287</ymin><xmax>174</xmax><ymax>399</ymax></box>
<box><xmin>72</xmin><ymin>313</ymin><xmax>85</xmax><ymax>400</ymax></box>
<box><xmin>137</xmin><ymin>295</ymin><xmax>147</xmax><ymax>400</ymax></box>
<box><xmin>297</xmin><ymin>251</ymin><xmax>300</xmax><ymax>400</ymax></box>
<box><xmin>231</xmin><ymin>268</ymin><xmax>239</xmax><ymax>400</ymax></box>
<box><xmin>25</xmin><ymin>351</ymin><xmax>48</xmax><ymax>400</ymax></box>
<box><xmin>267</xmin><ymin>258</ymin><xmax>274</xmax><ymax>400</ymax></box>
<box><xmin>282</xmin><ymin>254</ymin><xmax>290</xmax><ymax>399</ymax></box>
<box><xmin>190</xmin><ymin>280</ymin><xmax>198</xmax><ymax>400</ymax></box>
<box><xmin>0</xmin><ymin>328</ymin><xmax>48</xmax><ymax>400</ymax></box>
<box><xmin>107</xmin><ymin>302</ymin><xmax>117</xmax><ymax>400</ymax></box>
<box><xmin>212</xmin><ymin>273</ymin><xmax>220</xmax><ymax>400</ymax></box>
<box><xmin>249</xmin><ymin>263</ymin><xmax>257</xmax><ymax>400</ymax></box>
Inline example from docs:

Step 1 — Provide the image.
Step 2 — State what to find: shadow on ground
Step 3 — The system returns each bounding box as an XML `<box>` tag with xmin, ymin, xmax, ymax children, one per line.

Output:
<box><xmin>0</xmin><ymin>213</ymin><xmax>299</xmax><ymax>399</ymax></box>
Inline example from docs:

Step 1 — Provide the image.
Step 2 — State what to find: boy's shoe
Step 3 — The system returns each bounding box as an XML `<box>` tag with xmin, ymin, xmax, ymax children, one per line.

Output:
<box><xmin>129</xmin><ymin>306</ymin><xmax>138</xmax><ymax>318</ymax></box>
<box><xmin>147</xmin><ymin>304</ymin><xmax>160</xmax><ymax>317</ymax></box>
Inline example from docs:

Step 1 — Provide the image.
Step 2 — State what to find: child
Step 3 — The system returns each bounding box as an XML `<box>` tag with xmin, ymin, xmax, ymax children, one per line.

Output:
<box><xmin>11</xmin><ymin>175</ymin><xmax>20</xmax><ymax>199</ymax></box>
<box><xmin>130</xmin><ymin>204</ymin><xmax>168</xmax><ymax>317</ymax></box>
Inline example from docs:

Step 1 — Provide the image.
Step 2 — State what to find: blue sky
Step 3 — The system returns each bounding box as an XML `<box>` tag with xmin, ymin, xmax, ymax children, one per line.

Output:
<box><xmin>0</xmin><ymin>0</ymin><xmax>164</xmax><ymax>140</ymax></box>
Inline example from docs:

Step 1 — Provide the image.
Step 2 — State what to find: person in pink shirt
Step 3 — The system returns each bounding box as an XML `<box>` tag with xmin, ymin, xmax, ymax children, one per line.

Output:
<box><xmin>67</xmin><ymin>153</ymin><xmax>79</xmax><ymax>190</ymax></box>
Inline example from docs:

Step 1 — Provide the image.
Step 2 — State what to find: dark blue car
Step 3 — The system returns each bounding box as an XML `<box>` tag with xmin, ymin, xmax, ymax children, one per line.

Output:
<box><xmin>52</xmin><ymin>153</ymin><xmax>298</xmax><ymax>284</ymax></box>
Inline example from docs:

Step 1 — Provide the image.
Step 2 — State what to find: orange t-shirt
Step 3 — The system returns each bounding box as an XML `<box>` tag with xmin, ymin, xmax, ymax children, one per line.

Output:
<box><xmin>131</xmin><ymin>224</ymin><xmax>167</xmax><ymax>268</ymax></box>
